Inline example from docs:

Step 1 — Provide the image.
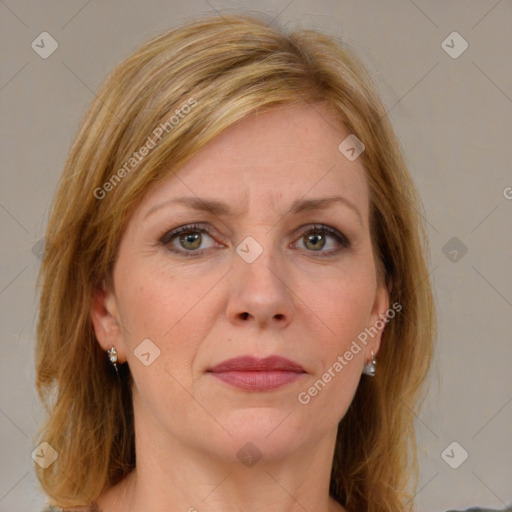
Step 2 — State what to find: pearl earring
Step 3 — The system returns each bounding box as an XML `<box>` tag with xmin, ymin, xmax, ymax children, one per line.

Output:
<box><xmin>107</xmin><ymin>346</ymin><xmax>119</xmax><ymax>375</ymax></box>
<box><xmin>362</xmin><ymin>350</ymin><xmax>377</xmax><ymax>376</ymax></box>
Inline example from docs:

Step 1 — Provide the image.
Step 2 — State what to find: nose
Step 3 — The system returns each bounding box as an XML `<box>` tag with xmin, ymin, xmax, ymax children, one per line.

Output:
<box><xmin>226</xmin><ymin>243</ymin><xmax>295</xmax><ymax>329</ymax></box>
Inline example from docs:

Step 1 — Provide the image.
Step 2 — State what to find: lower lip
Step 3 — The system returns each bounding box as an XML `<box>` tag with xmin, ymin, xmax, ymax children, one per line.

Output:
<box><xmin>208</xmin><ymin>371</ymin><xmax>305</xmax><ymax>391</ymax></box>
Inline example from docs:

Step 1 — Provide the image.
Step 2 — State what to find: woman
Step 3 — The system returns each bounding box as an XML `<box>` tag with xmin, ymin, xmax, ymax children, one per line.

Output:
<box><xmin>34</xmin><ymin>12</ymin><xmax>442</xmax><ymax>512</ymax></box>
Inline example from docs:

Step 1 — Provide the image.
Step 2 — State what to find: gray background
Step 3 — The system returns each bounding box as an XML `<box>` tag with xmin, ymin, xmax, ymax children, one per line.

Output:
<box><xmin>1</xmin><ymin>1</ymin><xmax>511</xmax><ymax>511</ymax></box>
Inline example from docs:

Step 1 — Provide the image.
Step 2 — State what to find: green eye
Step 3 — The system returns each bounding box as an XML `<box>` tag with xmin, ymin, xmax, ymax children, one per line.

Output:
<box><xmin>160</xmin><ymin>223</ymin><xmax>350</xmax><ymax>258</ymax></box>
<box><xmin>160</xmin><ymin>223</ymin><xmax>218</xmax><ymax>257</ymax></box>
<box><xmin>295</xmin><ymin>225</ymin><xmax>350</xmax><ymax>256</ymax></box>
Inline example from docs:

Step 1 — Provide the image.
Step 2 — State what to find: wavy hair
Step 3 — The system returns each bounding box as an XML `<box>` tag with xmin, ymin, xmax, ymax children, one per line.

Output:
<box><xmin>34</xmin><ymin>12</ymin><xmax>436</xmax><ymax>512</ymax></box>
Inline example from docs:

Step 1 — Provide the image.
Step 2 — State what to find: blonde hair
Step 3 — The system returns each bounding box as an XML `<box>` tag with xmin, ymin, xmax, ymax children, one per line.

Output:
<box><xmin>35</xmin><ymin>13</ymin><xmax>436</xmax><ymax>512</ymax></box>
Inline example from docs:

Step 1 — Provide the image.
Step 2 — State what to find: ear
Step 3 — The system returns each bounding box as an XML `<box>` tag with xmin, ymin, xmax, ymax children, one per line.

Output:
<box><xmin>366</xmin><ymin>279</ymin><xmax>391</xmax><ymax>359</ymax></box>
<box><xmin>90</xmin><ymin>282</ymin><xmax>126</xmax><ymax>363</ymax></box>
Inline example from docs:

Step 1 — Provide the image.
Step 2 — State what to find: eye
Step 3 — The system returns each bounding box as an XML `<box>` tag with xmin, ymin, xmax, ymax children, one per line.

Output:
<box><xmin>159</xmin><ymin>222</ymin><xmax>350</xmax><ymax>259</ymax></box>
<box><xmin>159</xmin><ymin>223</ymin><xmax>219</xmax><ymax>257</ymax></box>
<box><xmin>293</xmin><ymin>224</ymin><xmax>350</xmax><ymax>257</ymax></box>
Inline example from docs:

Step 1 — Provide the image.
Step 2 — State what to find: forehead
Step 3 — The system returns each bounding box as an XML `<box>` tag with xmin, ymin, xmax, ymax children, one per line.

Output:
<box><xmin>139</xmin><ymin>103</ymin><xmax>369</xmax><ymax>223</ymax></box>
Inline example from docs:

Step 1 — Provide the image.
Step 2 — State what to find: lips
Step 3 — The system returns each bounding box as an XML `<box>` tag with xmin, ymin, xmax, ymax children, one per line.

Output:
<box><xmin>207</xmin><ymin>355</ymin><xmax>306</xmax><ymax>392</ymax></box>
<box><xmin>207</xmin><ymin>355</ymin><xmax>305</xmax><ymax>373</ymax></box>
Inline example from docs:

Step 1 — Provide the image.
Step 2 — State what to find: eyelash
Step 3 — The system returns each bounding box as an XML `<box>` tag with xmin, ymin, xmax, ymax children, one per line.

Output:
<box><xmin>159</xmin><ymin>223</ymin><xmax>351</xmax><ymax>258</ymax></box>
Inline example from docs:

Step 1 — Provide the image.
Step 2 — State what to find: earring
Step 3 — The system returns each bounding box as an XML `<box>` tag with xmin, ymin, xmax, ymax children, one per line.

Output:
<box><xmin>362</xmin><ymin>350</ymin><xmax>377</xmax><ymax>376</ymax></box>
<box><xmin>107</xmin><ymin>346</ymin><xmax>119</xmax><ymax>375</ymax></box>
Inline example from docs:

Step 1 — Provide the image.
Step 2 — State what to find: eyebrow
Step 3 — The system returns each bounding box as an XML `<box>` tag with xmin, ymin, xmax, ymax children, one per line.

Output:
<box><xmin>144</xmin><ymin>195</ymin><xmax>363</xmax><ymax>225</ymax></box>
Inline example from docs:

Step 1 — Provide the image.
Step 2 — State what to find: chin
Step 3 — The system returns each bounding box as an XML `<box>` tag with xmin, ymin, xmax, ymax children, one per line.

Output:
<box><xmin>211</xmin><ymin>408</ymin><xmax>314</xmax><ymax>461</ymax></box>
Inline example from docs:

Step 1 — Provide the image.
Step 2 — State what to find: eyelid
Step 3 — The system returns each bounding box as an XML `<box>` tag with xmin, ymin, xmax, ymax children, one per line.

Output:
<box><xmin>159</xmin><ymin>222</ymin><xmax>216</xmax><ymax>246</ymax></box>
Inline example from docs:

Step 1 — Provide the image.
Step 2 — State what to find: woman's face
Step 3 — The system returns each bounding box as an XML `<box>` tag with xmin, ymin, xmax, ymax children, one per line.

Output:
<box><xmin>92</xmin><ymin>103</ymin><xmax>389</xmax><ymax>463</ymax></box>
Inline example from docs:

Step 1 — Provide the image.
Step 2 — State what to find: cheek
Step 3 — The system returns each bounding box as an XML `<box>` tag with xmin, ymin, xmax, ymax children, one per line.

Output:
<box><xmin>303</xmin><ymin>261</ymin><xmax>376</xmax><ymax>406</ymax></box>
<box><xmin>114</xmin><ymin>256</ymin><xmax>191</xmax><ymax>337</ymax></box>
<box><xmin>300</xmin><ymin>276</ymin><xmax>373</xmax><ymax>421</ymax></box>
<box><xmin>113</xmin><ymin>265</ymin><xmax>204</xmax><ymax>404</ymax></box>
<box><xmin>314</xmin><ymin>269</ymin><xmax>376</xmax><ymax>344</ymax></box>
<box><xmin>114</xmin><ymin>257</ymin><xmax>218</xmax><ymax>372</ymax></box>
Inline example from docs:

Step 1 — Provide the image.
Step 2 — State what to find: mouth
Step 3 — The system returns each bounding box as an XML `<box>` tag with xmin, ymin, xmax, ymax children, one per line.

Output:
<box><xmin>207</xmin><ymin>355</ymin><xmax>306</xmax><ymax>392</ymax></box>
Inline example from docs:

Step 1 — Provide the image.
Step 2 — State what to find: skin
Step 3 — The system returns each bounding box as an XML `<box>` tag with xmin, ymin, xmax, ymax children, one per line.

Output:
<box><xmin>91</xmin><ymin>102</ymin><xmax>389</xmax><ymax>512</ymax></box>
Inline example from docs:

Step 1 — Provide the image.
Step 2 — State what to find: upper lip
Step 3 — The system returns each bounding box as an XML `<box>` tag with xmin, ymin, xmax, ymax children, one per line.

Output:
<box><xmin>207</xmin><ymin>355</ymin><xmax>305</xmax><ymax>373</ymax></box>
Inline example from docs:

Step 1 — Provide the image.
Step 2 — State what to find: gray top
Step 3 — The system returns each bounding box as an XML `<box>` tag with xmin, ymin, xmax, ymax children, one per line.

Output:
<box><xmin>446</xmin><ymin>509</ymin><xmax>512</xmax><ymax>512</ymax></box>
<box><xmin>41</xmin><ymin>506</ymin><xmax>512</xmax><ymax>512</ymax></box>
